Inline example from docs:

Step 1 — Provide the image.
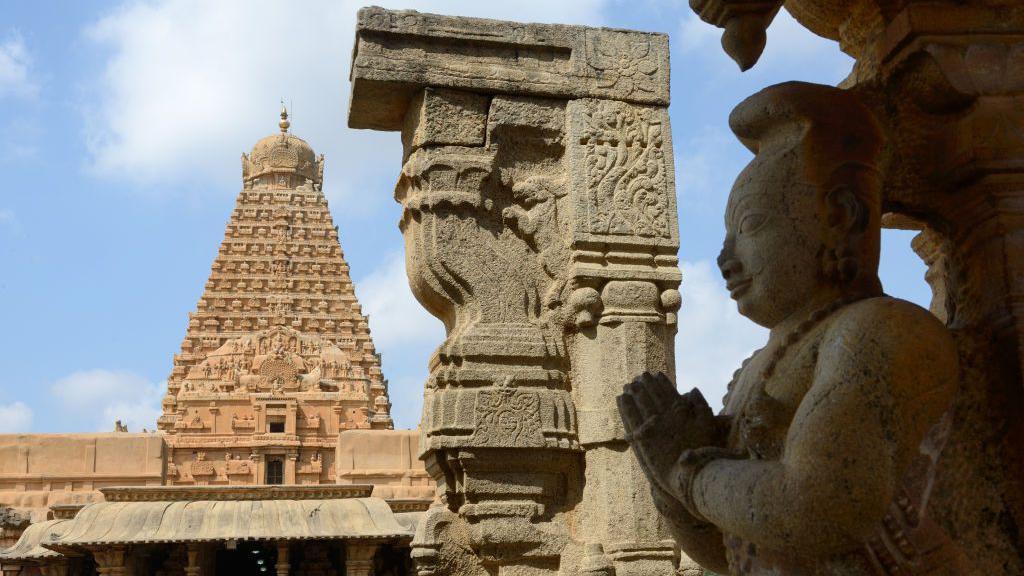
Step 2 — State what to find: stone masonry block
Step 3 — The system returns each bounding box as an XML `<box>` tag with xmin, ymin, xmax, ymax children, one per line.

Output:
<box><xmin>348</xmin><ymin>6</ymin><xmax>669</xmax><ymax>130</ymax></box>
<box><xmin>402</xmin><ymin>88</ymin><xmax>489</xmax><ymax>154</ymax></box>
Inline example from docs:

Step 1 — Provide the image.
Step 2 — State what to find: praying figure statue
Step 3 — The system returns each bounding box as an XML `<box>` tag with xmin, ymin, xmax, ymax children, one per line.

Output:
<box><xmin>619</xmin><ymin>82</ymin><xmax>962</xmax><ymax>575</ymax></box>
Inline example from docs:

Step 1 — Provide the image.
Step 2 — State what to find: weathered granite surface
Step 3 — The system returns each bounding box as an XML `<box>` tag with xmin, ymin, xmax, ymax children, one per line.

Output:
<box><xmin>349</xmin><ymin>7</ymin><xmax>670</xmax><ymax>130</ymax></box>
<box><xmin>348</xmin><ymin>7</ymin><xmax>686</xmax><ymax>576</ymax></box>
<box><xmin>624</xmin><ymin>1</ymin><xmax>1024</xmax><ymax>574</ymax></box>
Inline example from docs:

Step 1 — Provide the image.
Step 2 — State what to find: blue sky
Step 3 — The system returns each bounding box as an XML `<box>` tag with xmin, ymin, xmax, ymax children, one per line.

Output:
<box><xmin>0</xmin><ymin>0</ymin><xmax>929</xmax><ymax>433</ymax></box>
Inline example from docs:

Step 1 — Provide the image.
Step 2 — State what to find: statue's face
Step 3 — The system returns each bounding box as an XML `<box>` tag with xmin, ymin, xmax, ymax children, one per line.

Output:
<box><xmin>719</xmin><ymin>152</ymin><xmax>826</xmax><ymax>328</ymax></box>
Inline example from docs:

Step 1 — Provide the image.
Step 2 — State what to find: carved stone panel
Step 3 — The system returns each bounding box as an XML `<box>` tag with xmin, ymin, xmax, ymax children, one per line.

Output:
<box><xmin>567</xmin><ymin>99</ymin><xmax>678</xmax><ymax>251</ymax></box>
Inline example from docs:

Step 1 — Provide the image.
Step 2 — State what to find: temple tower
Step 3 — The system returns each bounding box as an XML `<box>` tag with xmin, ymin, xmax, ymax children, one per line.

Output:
<box><xmin>157</xmin><ymin>107</ymin><xmax>393</xmax><ymax>486</ymax></box>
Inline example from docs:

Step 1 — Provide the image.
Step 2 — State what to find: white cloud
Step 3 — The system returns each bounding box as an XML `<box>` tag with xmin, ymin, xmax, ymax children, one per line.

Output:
<box><xmin>51</xmin><ymin>369</ymin><xmax>164</xmax><ymax>432</ymax></box>
<box><xmin>356</xmin><ymin>251</ymin><xmax>445</xmax><ymax>352</ymax></box>
<box><xmin>0</xmin><ymin>209</ymin><xmax>14</xmax><ymax>225</ymax></box>
<box><xmin>81</xmin><ymin>0</ymin><xmax>608</xmax><ymax>200</ymax></box>
<box><xmin>0</xmin><ymin>402</ymin><xmax>33</xmax><ymax>432</ymax></box>
<box><xmin>760</xmin><ymin>9</ymin><xmax>853</xmax><ymax>79</ymax></box>
<box><xmin>0</xmin><ymin>32</ymin><xmax>38</xmax><ymax>99</ymax></box>
<box><xmin>675</xmin><ymin>260</ymin><xmax>767</xmax><ymax>411</ymax></box>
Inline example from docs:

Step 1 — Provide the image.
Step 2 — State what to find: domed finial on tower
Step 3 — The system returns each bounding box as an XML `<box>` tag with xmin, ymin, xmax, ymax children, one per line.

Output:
<box><xmin>279</xmin><ymin>100</ymin><xmax>290</xmax><ymax>133</ymax></box>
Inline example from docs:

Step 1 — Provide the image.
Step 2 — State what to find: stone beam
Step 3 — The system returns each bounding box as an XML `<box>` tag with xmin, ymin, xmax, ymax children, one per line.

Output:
<box><xmin>348</xmin><ymin>7</ymin><xmax>670</xmax><ymax>130</ymax></box>
<box><xmin>347</xmin><ymin>7</ymin><xmax>682</xmax><ymax>576</ymax></box>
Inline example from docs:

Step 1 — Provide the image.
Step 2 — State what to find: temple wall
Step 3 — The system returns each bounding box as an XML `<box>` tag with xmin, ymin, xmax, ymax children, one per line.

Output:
<box><xmin>0</xmin><ymin>433</ymin><xmax>166</xmax><ymax>520</ymax></box>
<box><xmin>335</xmin><ymin>429</ymin><xmax>433</xmax><ymax>500</ymax></box>
<box><xmin>0</xmin><ymin>429</ymin><xmax>431</xmax><ymax>523</ymax></box>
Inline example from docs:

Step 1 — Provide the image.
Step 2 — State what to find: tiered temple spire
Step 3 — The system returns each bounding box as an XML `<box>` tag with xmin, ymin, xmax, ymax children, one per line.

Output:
<box><xmin>156</xmin><ymin>109</ymin><xmax>392</xmax><ymax>485</ymax></box>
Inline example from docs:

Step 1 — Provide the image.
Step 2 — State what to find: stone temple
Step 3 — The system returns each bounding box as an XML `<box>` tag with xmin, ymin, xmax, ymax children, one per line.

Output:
<box><xmin>5</xmin><ymin>2</ymin><xmax>1024</xmax><ymax>575</ymax></box>
<box><xmin>0</xmin><ymin>109</ymin><xmax>433</xmax><ymax>575</ymax></box>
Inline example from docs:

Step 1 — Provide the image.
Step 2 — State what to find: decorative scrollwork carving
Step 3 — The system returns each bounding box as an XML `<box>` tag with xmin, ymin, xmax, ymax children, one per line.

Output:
<box><xmin>572</xmin><ymin>99</ymin><xmax>674</xmax><ymax>242</ymax></box>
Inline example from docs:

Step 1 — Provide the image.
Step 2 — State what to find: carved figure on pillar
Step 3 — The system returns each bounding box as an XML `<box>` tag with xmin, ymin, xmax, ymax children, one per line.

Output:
<box><xmin>620</xmin><ymin>82</ymin><xmax>963</xmax><ymax>575</ymax></box>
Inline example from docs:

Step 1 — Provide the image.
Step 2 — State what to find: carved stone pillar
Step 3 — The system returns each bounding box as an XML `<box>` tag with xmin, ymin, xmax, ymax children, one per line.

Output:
<box><xmin>285</xmin><ymin>452</ymin><xmax>298</xmax><ymax>485</ymax></box>
<box><xmin>348</xmin><ymin>8</ymin><xmax>680</xmax><ymax>576</ymax></box>
<box><xmin>275</xmin><ymin>542</ymin><xmax>290</xmax><ymax>576</ymax></box>
<box><xmin>93</xmin><ymin>546</ymin><xmax>130</xmax><ymax>576</ymax></box>
<box><xmin>345</xmin><ymin>542</ymin><xmax>377</xmax><ymax>576</ymax></box>
<box><xmin>185</xmin><ymin>544</ymin><xmax>202</xmax><ymax>576</ymax></box>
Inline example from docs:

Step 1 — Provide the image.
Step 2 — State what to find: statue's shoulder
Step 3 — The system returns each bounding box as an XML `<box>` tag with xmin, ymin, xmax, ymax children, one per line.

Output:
<box><xmin>822</xmin><ymin>295</ymin><xmax>958</xmax><ymax>397</ymax></box>
<box><xmin>829</xmin><ymin>296</ymin><xmax>952</xmax><ymax>346</ymax></box>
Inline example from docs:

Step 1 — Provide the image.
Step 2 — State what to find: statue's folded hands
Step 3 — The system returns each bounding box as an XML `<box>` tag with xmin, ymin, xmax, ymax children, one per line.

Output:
<box><xmin>619</xmin><ymin>373</ymin><xmax>724</xmax><ymax>500</ymax></box>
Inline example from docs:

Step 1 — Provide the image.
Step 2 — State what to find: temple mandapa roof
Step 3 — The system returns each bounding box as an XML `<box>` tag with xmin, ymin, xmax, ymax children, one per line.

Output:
<box><xmin>46</xmin><ymin>497</ymin><xmax>411</xmax><ymax>550</ymax></box>
<box><xmin>39</xmin><ymin>485</ymin><xmax>414</xmax><ymax>552</ymax></box>
<box><xmin>0</xmin><ymin>519</ymin><xmax>69</xmax><ymax>562</ymax></box>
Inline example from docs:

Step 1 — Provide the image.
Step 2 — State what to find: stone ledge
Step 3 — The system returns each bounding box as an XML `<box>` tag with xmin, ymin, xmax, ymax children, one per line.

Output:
<box><xmin>99</xmin><ymin>484</ymin><xmax>374</xmax><ymax>502</ymax></box>
<box><xmin>348</xmin><ymin>6</ymin><xmax>669</xmax><ymax>130</ymax></box>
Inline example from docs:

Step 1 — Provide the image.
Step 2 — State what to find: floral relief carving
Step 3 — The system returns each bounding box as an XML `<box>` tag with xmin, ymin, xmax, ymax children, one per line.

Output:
<box><xmin>574</xmin><ymin>99</ymin><xmax>673</xmax><ymax>240</ymax></box>
<box><xmin>588</xmin><ymin>31</ymin><xmax>660</xmax><ymax>96</ymax></box>
<box><xmin>473</xmin><ymin>386</ymin><xmax>545</xmax><ymax>448</ymax></box>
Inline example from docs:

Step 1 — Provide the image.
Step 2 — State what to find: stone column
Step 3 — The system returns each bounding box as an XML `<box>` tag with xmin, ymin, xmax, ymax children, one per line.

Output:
<box><xmin>93</xmin><ymin>546</ymin><xmax>130</xmax><ymax>576</ymax></box>
<box><xmin>39</xmin><ymin>561</ymin><xmax>70</xmax><ymax>576</ymax></box>
<box><xmin>564</xmin><ymin>99</ymin><xmax>680</xmax><ymax>576</ymax></box>
<box><xmin>275</xmin><ymin>542</ymin><xmax>290</xmax><ymax>576</ymax></box>
<box><xmin>344</xmin><ymin>542</ymin><xmax>376</xmax><ymax>576</ymax></box>
<box><xmin>285</xmin><ymin>453</ymin><xmax>298</xmax><ymax>485</ymax></box>
<box><xmin>251</xmin><ymin>453</ymin><xmax>264</xmax><ymax>485</ymax></box>
<box><xmin>185</xmin><ymin>544</ymin><xmax>202</xmax><ymax>576</ymax></box>
<box><xmin>347</xmin><ymin>8</ymin><xmax>680</xmax><ymax>576</ymax></box>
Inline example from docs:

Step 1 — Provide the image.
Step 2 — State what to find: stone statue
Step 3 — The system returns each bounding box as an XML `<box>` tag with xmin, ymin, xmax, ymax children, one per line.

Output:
<box><xmin>619</xmin><ymin>82</ymin><xmax>961</xmax><ymax>575</ymax></box>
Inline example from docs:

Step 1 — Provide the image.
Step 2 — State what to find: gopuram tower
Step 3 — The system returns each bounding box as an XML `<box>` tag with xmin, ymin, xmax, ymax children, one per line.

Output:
<box><xmin>156</xmin><ymin>107</ymin><xmax>394</xmax><ymax>486</ymax></box>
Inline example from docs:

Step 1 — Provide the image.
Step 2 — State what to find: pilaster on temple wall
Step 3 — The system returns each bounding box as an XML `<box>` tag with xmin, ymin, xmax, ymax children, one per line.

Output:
<box><xmin>348</xmin><ymin>8</ymin><xmax>684</xmax><ymax>576</ymax></box>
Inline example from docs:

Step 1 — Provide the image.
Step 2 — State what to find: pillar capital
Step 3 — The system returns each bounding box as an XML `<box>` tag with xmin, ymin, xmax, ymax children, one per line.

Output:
<box><xmin>92</xmin><ymin>545</ymin><xmax>128</xmax><ymax>576</ymax></box>
<box><xmin>348</xmin><ymin>7</ymin><xmax>669</xmax><ymax>130</ymax></box>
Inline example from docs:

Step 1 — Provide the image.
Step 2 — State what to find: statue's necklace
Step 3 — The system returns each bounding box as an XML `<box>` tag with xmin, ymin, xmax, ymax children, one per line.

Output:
<box><xmin>742</xmin><ymin>295</ymin><xmax>858</xmax><ymax>459</ymax></box>
<box><xmin>759</xmin><ymin>295</ymin><xmax>856</xmax><ymax>382</ymax></box>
